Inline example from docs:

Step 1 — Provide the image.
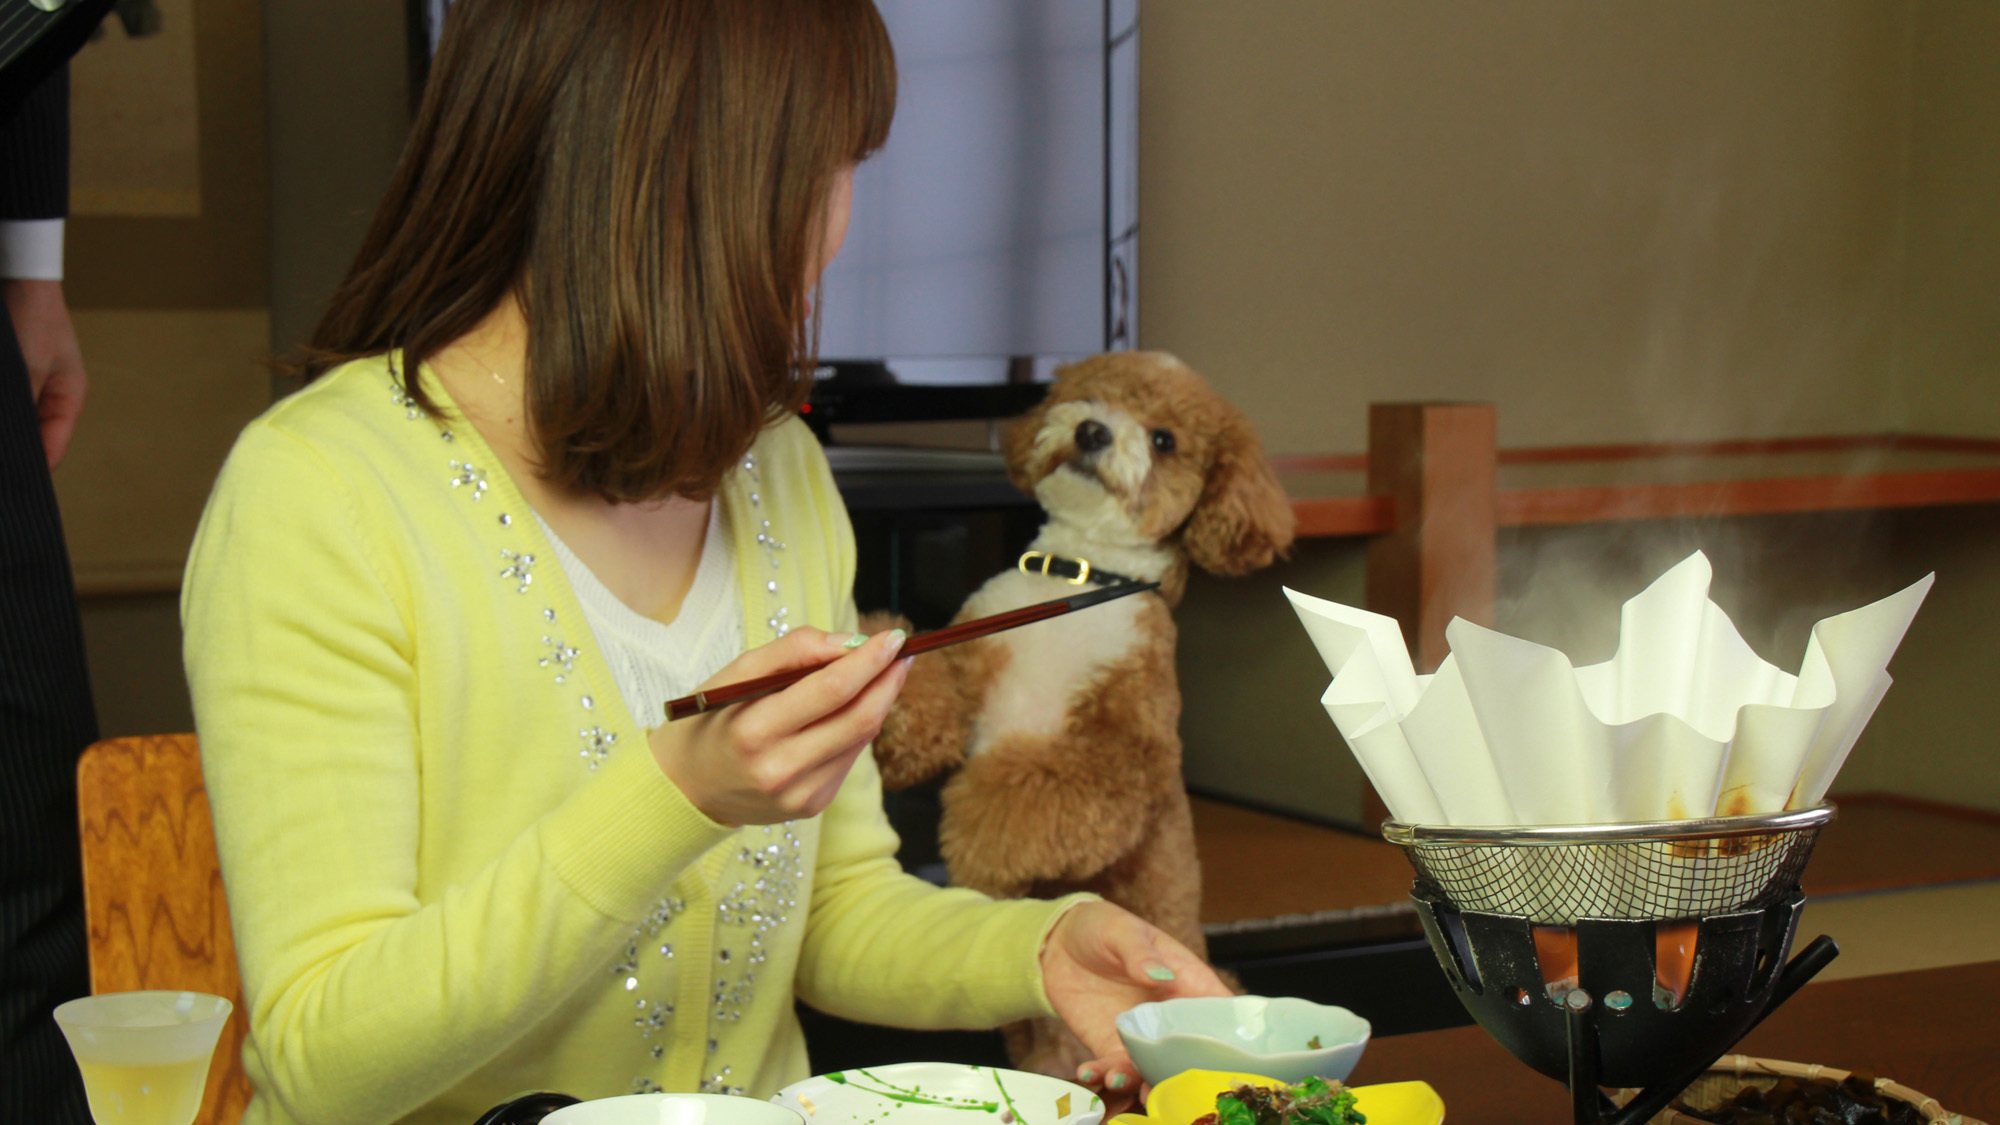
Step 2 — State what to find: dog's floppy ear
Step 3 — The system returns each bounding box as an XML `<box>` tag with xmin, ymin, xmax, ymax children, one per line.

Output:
<box><xmin>1002</xmin><ymin>396</ymin><xmax>1051</xmax><ymax>496</ymax></box>
<box><xmin>1003</xmin><ymin>362</ymin><xmax>1085</xmax><ymax>493</ymax></box>
<box><xmin>1182</xmin><ymin>413</ymin><xmax>1296</xmax><ymax>575</ymax></box>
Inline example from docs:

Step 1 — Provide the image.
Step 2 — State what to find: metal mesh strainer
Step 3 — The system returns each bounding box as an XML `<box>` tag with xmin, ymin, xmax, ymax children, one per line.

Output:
<box><xmin>1383</xmin><ymin>804</ymin><xmax>1833</xmax><ymax>924</ymax></box>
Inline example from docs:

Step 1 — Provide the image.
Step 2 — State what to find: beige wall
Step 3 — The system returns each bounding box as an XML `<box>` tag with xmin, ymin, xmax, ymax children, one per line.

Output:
<box><xmin>60</xmin><ymin>0</ymin><xmax>415</xmax><ymax>739</ymax></box>
<box><xmin>1139</xmin><ymin>1</ymin><xmax>1918</xmax><ymax>456</ymax></box>
<box><xmin>1903</xmin><ymin>0</ymin><xmax>2000</xmax><ymax>436</ymax></box>
<box><xmin>81</xmin><ymin>593</ymin><xmax>195</xmax><ymax>739</ymax></box>
<box><xmin>67</xmin><ymin>0</ymin><xmax>267</xmax><ymax>309</ymax></box>
<box><xmin>1146</xmin><ymin>2</ymin><xmax>2000</xmax><ymax>820</ymax></box>
<box><xmin>1834</xmin><ymin>505</ymin><xmax>2000</xmax><ymax>808</ymax></box>
<box><xmin>1882</xmin><ymin>4</ymin><xmax>2000</xmax><ymax>806</ymax></box>
<box><xmin>1179</xmin><ymin>541</ymin><xmax>1373</xmax><ymax>824</ymax></box>
<box><xmin>60</xmin><ymin>0</ymin><xmax>277</xmax><ymax>739</ymax></box>
<box><xmin>264</xmin><ymin>0</ymin><xmax>412</xmax><ymax>358</ymax></box>
<box><xmin>58</xmin><ymin>310</ymin><xmax>272</xmax><ymax>592</ymax></box>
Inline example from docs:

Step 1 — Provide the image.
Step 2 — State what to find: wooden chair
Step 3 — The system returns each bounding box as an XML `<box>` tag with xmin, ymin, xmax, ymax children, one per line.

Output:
<box><xmin>77</xmin><ymin>734</ymin><xmax>254</xmax><ymax>1125</ymax></box>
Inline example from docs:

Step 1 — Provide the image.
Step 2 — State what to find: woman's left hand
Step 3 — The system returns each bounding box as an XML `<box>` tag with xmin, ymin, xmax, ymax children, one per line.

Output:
<box><xmin>1040</xmin><ymin>900</ymin><xmax>1233</xmax><ymax>1115</ymax></box>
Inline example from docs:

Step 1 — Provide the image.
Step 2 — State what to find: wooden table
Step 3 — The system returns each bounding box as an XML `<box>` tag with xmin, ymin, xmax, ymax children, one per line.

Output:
<box><xmin>1344</xmin><ymin>960</ymin><xmax>2000</xmax><ymax>1123</ymax></box>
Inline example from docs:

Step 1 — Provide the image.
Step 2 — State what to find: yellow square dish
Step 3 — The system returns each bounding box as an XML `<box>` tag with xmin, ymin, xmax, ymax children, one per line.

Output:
<box><xmin>1142</xmin><ymin>1069</ymin><xmax>1442</xmax><ymax>1125</ymax></box>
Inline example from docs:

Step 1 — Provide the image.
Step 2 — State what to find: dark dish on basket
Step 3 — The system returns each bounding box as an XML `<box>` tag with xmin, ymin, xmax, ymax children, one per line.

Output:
<box><xmin>1670</xmin><ymin>1069</ymin><xmax>1927</xmax><ymax>1125</ymax></box>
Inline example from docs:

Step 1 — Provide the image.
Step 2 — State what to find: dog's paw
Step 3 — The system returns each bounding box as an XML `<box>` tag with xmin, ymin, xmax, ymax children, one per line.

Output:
<box><xmin>1003</xmin><ymin>1018</ymin><xmax>1091</xmax><ymax>1081</ymax></box>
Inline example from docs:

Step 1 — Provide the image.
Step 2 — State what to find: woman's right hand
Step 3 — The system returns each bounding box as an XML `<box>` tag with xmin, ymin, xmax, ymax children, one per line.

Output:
<box><xmin>649</xmin><ymin>628</ymin><xmax>911</xmax><ymax>825</ymax></box>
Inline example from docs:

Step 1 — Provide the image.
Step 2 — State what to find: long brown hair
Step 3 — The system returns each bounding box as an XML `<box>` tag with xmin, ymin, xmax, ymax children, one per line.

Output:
<box><xmin>298</xmin><ymin>0</ymin><xmax>895</xmax><ymax>501</ymax></box>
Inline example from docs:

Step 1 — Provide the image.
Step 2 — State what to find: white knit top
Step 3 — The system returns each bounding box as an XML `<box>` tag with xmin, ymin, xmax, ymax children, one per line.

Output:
<box><xmin>535</xmin><ymin>503</ymin><xmax>745</xmax><ymax>730</ymax></box>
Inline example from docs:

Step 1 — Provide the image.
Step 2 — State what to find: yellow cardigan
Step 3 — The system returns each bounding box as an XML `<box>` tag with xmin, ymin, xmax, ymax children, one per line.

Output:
<box><xmin>183</xmin><ymin>356</ymin><xmax>1080</xmax><ymax>1125</ymax></box>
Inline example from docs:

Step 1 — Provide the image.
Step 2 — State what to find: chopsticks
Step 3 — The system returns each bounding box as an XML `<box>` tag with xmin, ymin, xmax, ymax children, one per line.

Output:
<box><xmin>664</xmin><ymin>580</ymin><xmax>1161</xmax><ymax>721</ymax></box>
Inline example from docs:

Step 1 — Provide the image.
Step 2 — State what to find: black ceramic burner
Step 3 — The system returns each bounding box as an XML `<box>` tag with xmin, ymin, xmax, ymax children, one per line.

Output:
<box><xmin>1385</xmin><ymin>806</ymin><xmax>1841</xmax><ymax>1125</ymax></box>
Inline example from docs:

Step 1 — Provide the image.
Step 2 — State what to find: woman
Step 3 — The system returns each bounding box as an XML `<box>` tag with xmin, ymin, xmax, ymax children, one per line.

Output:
<box><xmin>183</xmin><ymin>2</ymin><xmax>1226</xmax><ymax>1124</ymax></box>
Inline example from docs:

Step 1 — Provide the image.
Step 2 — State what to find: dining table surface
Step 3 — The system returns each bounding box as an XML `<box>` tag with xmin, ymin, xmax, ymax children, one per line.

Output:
<box><xmin>1342</xmin><ymin>958</ymin><xmax>2000</xmax><ymax>1124</ymax></box>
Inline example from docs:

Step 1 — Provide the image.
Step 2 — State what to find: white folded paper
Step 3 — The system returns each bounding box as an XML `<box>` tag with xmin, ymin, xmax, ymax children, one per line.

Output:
<box><xmin>1285</xmin><ymin>552</ymin><xmax>1932</xmax><ymax>826</ymax></box>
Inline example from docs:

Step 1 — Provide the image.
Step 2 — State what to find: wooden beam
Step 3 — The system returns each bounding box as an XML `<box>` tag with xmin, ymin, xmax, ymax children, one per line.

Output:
<box><xmin>1364</xmin><ymin>403</ymin><xmax>1498</xmax><ymax>674</ymax></box>
<box><xmin>1351</xmin><ymin>404</ymin><xmax>1496</xmax><ymax>829</ymax></box>
<box><xmin>1289</xmin><ymin>494</ymin><xmax>1396</xmax><ymax>538</ymax></box>
<box><xmin>1277</xmin><ymin>434</ymin><xmax>2000</xmax><ymax>542</ymax></box>
<box><xmin>1498</xmin><ymin>467</ymin><xmax>2000</xmax><ymax>527</ymax></box>
<box><xmin>1497</xmin><ymin>432</ymin><xmax>2000</xmax><ymax>465</ymax></box>
<box><xmin>1272</xmin><ymin>432</ymin><xmax>2000</xmax><ymax>476</ymax></box>
<box><xmin>1269</xmin><ymin>452</ymin><xmax>1371</xmax><ymax>474</ymax></box>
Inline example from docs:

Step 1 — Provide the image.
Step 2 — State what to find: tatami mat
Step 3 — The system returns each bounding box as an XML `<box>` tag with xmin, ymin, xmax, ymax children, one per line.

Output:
<box><xmin>1800</xmin><ymin>881</ymin><xmax>2000</xmax><ymax>982</ymax></box>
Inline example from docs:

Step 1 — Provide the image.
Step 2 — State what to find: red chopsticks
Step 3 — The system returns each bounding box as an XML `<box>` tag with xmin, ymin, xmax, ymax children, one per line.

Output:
<box><xmin>664</xmin><ymin>580</ymin><xmax>1160</xmax><ymax>721</ymax></box>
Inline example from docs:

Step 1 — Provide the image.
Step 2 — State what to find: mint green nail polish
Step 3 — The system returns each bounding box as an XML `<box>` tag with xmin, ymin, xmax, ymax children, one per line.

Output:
<box><xmin>1107</xmin><ymin>1073</ymin><xmax>1130</xmax><ymax>1091</ymax></box>
<box><xmin>1078</xmin><ymin>1068</ymin><xmax>1097</xmax><ymax>1085</ymax></box>
<box><xmin>890</xmin><ymin>627</ymin><xmax>907</xmax><ymax>641</ymax></box>
<box><xmin>1146</xmin><ymin>963</ymin><xmax>1176</xmax><ymax>982</ymax></box>
<box><xmin>843</xmin><ymin>633</ymin><xmax>870</xmax><ymax>649</ymax></box>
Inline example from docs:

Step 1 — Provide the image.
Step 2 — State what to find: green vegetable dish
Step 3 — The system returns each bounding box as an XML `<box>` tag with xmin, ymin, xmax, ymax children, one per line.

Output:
<box><xmin>1190</xmin><ymin>1079</ymin><xmax>1365</xmax><ymax>1125</ymax></box>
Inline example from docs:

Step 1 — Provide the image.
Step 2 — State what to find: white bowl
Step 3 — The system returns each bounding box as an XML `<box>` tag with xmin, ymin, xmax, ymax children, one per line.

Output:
<box><xmin>1115</xmin><ymin>996</ymin><xmax>1371</xmax><ymax>1086</ymax></box>
<box><xmin>546</xmin><ymin>1093</ymin><xmax>804</xmax><ymax>1125</ymax></box>
<box><xmin>773</xmin><ymin>1063</ymin><xmax>1103</xmax><ymax>1125</ymax></box>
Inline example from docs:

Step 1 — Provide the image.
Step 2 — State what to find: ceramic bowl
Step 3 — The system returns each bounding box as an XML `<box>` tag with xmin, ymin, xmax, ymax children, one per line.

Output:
<box><xmin>773</xmin><ymin>1063</ymin><xmax>1102</xmax><ymax>1125</ymax></box>
<box><xmin>1115</xmin><ymin>996</ymin><xmax>1371</xmax><ymax>1086</ymax></box>
<box><xmin>544</xmin><ymin>1093</ymin><xmax>803</xmax><ymax>1125</ymax></box>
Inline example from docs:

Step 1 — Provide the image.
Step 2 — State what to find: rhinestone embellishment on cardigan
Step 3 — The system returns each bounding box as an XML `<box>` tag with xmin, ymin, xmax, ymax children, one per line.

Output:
<box><xmin>390</xmin><ymin>360</ymin><xmax>697</xmax><ymax>1094</ymax></box>
<box><xmin>449</xmin><ymin>459</ymin><xmax>490</xmax><ymax>500</ymax></box>
<box><xmin>708</xmin><ymin>822</ymin><xmax>805</xmax><ymax>1022</ymax></box>
<box><xmin>679</xmin><ymin>449</ymin><xmax>805</xmax><ymax>1091</ymax></box>
<box><xmin>618</xmin><ymin>893</ymin><xmax>686</xmax><ymax>1093</ymax></box>
<box><xmin>539</xmin><ymin>636</ymin><xmax>579</xmax><ymax>681</ymax></box>
<box><xmin>742</xmin><ymin>454</ymin><xmax>792</xmax><ymax>637</ymax></box>
<box><xmin>387</xmin><ymin>361</ymin><xmax>614</xmax><ymax>777</ymax></box>
<box><xmin>391</xmin><ymin>381</ymin><xmax>423</xmax><ymax>420</ymax></box>
<box><xmin>392</xmin><ymin>396</ymin><xmax>820</xmax><ymax>1087</ymax></box>
<box><xmin>578</xmin><ymin>725</ymin><xmax>618</xmax><ymax>767</ymax></box>
<box><xmin>498</xmin><ymin>549</ymin><xmax>536</xmax><ymax>594</ymax></box>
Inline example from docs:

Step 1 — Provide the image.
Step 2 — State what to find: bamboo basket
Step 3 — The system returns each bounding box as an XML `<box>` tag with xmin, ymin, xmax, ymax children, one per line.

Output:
<box><xmin>1617</xmin><ymin>1054</ymin><xmax>1984</xmax><ymax>1125</ymax></box>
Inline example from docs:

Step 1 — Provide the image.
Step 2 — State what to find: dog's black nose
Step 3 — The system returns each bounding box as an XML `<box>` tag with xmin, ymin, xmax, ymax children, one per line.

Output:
<box><xmin>1074</xmin><ymin>419</ymin><xmax>1112</xmax><ymax>454</ymax></box>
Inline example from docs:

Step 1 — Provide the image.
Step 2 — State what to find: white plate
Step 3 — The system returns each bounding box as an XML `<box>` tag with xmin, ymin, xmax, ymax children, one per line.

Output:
<box><xmin>546</xmin><ymin>1093</ymin><xmax>804</xmax><ymax>1125</ymax></box>
<box><xmin>772</xmin><ymin>1063</ymin><xmax>1103</xmax><ymax>1125</ymax></box>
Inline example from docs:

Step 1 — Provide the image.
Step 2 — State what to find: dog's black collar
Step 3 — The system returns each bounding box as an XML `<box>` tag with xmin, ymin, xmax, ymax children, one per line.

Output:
<box><xmin>1016</xmin><ymin>551</ymin><xmax>1142</xmax><ymax>589</ymax></box>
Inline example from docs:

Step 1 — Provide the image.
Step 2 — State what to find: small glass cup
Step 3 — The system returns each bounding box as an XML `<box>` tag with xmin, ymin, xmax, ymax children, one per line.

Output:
<box><xmin>54</xmin><ymin>991</ymin><xmax>233</xmax><ymax>1125</ymax></box>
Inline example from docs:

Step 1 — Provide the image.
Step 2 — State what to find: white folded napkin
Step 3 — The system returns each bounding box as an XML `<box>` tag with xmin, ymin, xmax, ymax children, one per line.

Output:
<box><xmin>1285</xmin><ymin>551</ymin><xmax>1932</xmax><ymax>826</ymax></box>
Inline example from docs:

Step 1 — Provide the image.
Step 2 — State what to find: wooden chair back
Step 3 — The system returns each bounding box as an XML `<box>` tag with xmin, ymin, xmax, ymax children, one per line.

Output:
<box><xmin>77</xmin><ymin>734</ymin><xmax>253</xmax><ymax>1125</ymax></box>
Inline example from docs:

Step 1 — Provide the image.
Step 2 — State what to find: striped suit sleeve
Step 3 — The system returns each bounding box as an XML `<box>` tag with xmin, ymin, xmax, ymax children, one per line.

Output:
<box><xmin>0</xmin><ymin>65</ymin><xmax>67</xmax><ymax>221</ymax></box>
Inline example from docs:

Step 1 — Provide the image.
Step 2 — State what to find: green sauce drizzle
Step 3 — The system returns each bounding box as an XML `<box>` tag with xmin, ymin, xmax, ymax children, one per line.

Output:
<box><xmin>829</xmin><ymin>1069</ymin><xmax>1004</xmax><ymax>1117</ymax></box>
<box><xmin>990</xmin><ymin>1070</ymin><xmax>1024</xmax><ymax>1125</ymax></box>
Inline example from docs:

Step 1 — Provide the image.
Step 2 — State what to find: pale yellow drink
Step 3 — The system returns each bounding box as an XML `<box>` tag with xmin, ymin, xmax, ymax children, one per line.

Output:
<box><xmin>75</xmin><ymin>1058</ymin><xmax>213</xmax><ymax>1125</ymax></box>
<box><xmin>55</xmin><ymin>991</ymin><xmax>233</xmax><ymax>1125</ymax></box>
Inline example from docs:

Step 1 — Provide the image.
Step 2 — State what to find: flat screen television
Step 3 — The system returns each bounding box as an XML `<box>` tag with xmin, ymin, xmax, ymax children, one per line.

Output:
<box><xmin>413</xmin><ymin>0</ymin><xmax>1140</xmax><ymax>435</ymax></box>
<box><xmin>809</xmin><ymin>0</ymin><xmax>1139</xmax><ymax>432</ymax></box>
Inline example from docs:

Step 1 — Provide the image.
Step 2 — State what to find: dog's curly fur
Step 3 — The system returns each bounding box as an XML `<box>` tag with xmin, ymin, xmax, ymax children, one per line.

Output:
<box><xmin>869</xmin><ymin>352</ymin><xmax>1295</xmax><ymax>1076</ymax></box>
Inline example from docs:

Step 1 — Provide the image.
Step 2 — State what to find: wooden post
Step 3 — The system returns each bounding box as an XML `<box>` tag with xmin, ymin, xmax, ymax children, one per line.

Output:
<box><xmin>1361</xmin><ymin>403</ymin><xmax>1498</xmax><ymax>825</ymax></box>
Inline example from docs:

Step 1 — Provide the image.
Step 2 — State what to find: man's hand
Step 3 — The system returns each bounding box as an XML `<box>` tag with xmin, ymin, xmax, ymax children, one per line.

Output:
<box><xmin>1041</xmin><ymin>901</ymin><xmax>1234</xmax><ymax>1115</ymax></box>
<box><xmin>4</xmin><ymin>279</ymin><xmax>88</xmax><ymax>467</ymax></box>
